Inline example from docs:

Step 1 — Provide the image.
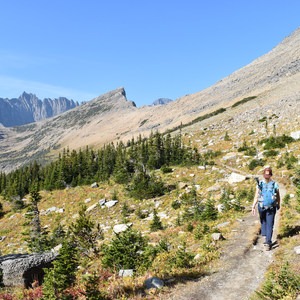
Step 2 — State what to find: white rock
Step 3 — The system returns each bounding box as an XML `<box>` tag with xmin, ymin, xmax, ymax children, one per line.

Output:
<box><xmin>294</xmin><ymin>245</ymin><xmax>300</xmax><ymax>255</ymax></box>
<box><xmin>113</xmin><ymin>223</ymin><xmax>132</xmax><ymax>233</ymax></box>
<box><xmin>227</xmin><ymin>172</ymin><xmax>246</xmax><ymax>184</ymax></box>
<box><xmin>84</xmin><ymin>198</ymin><xmax>91</xmax><ymax>203</ymax></box>
<box><xmin>86</xmin><ymin>203</ymin><xmax>98</xmax><ymax>212</ymax></box>
<box><xmin>119</xmin><ymin>269</ymin><xmax>134</xmax><ymax>277</ymax></box>
<box><xmin>105</xmin><ymin>200</ymin><xmax>118</xmax><ymax>208</ymax></box>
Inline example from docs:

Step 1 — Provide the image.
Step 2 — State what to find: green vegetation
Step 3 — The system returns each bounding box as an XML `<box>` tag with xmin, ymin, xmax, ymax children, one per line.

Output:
<box><xmin>101</xmin><ymin>228</ymin><xmax>149</xmax><ymax>272</ymax></box>
<box><xmin>232</xmin><ymin>96</ymin><xmax>257</xmax><ymax>108</ymax></box>
<box><xmin>166</xmin><ymin>108</ymin><xmax>227</xmax><ymax>133</ymax></box>
<box><xmin>259</xmin><ymin>134</ymin><xmax>295</xmax><ymax>150</ymax></box>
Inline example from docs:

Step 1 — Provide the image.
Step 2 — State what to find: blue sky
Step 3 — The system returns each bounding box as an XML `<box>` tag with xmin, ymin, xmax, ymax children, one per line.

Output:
<box><xmin>0</xmin><ymin>1</ymin><xmax>299</xmax><ymax>107</ymax></box>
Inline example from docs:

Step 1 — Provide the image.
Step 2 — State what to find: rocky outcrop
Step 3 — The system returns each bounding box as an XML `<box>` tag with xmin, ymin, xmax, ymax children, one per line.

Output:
<box><xmin>151</xmin><ymin>98</ymin><xmax>173</xmax><ymax>106</ymax></box>
<box><xmin>0</xmin><ymin>92</ymin><xmax>79</xmax><ymax>127</ymax></box>
<box><xmin>0</xmin><ymin>251</ymin><xmax>58</xmax><ymax>287</ymax></box>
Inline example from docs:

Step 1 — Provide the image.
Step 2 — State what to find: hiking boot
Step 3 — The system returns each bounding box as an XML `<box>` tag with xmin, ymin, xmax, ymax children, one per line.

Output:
<box><xmin>263</xmin><ymin>243</ymin><xmax>271</xmax><ymax>251</ymax></box>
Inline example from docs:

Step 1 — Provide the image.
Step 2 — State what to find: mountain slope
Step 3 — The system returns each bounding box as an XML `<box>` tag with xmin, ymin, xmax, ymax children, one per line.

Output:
<box><xmin>1</xmin><ymin>27</ymin><xmax>300</xmax><ymax>172</ymax></box>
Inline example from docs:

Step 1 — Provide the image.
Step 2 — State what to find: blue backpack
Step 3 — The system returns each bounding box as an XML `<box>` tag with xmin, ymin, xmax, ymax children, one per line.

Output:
<box><xmin>258</xmin><ymin>180</ymin><xmax>278</xmax><ymax>208</ymax></box>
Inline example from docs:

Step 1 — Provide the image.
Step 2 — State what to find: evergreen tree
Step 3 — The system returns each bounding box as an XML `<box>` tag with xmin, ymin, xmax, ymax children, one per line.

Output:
<box><xmin>26</xmin><ymin>184</ymin><xmax>50</xmax><ymax>252</ymax></box>
<box><xmin>42</xmin><ymin>240</ymin><xmax>78</xmax><ymax>300</ymax></box>
<box><xmin>150</xmin><ymin>209</ymin><xmax>163</xmax><ymax>231</ymax></box>
<box><xmin>101</xmin><ymin>228</ymin><xmax>148</xmax><ymax>271</ymax></box>
<box><xmin>69</xmin><ymin>205</ymin><xmax>102</xmax><ymax>257</ymax></box>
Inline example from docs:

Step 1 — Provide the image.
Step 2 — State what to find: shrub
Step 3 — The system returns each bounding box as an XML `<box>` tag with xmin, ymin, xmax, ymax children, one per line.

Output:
<box><xmin>171</xmin><ymin>199</ymin><xmax>181</xmax><ymax>209</ymax></box>
<box><xmin>127</xmin><ymin>170</ymin><xmax>165</xmax><ymax>200</ymax></box>
<box><xmin>256</xmin><ymin>262</ymin><xmax>300</xmax><ymax>299</ymax></box>
<box><xmin>101</xmin><ymin>228</ymin><xmax>149</xmax><ymax>272</ymax></box>
<box><xmin>160</xmin><ymin>165</ymin><xmax>173</xmax><ymax>173</ymax></box>
<box><xmin>248</xmin><ymin>159</ymin><xmax>265</xmax><ymax>170</ymax></box>
<box><xmin>150</xmin><ymin>209</ymin><xmax>163</xmax><ymax>231</ymax></box>
<box><xmin>263</xmin><ymin>150</ymin><xmax>279</xmax><ymax>157</ymax></box>
<box><xmin>168</xmin><ymin>242</ymin><xmax>195</xmax><ymax>269</ymax></box>
<box><xmin>232</xmin><ymin>96</ymin><xmax>256</xmax><ymax>108</ymax></box>
<box><xmin>259</xmin><ymin>135</ymin><xmax>295</xmax><ymax>150</ymax></box>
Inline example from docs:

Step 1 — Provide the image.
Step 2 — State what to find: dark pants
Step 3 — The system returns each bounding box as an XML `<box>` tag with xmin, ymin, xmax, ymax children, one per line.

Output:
<box><xmin>258</xmin><ymin>206</ymin><xmax>276</xmax><ymax>245</ymax></box>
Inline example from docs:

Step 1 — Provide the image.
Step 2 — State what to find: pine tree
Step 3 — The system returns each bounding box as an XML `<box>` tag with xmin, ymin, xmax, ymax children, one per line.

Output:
<box><xmin>26</xmin><ymin>184</ymin><xmax>50</xmax><ymax>253</ymax></box>
<box><xmin>101</xmin><ymin>228</ymin><xmax>148</xmax><ymax>271</ymax></box>
<box><xmin>150</xmin><ymin>209</ymin><xmax>163</xmax><ymax>231</ymax></box>
<box><xmin>69</xmin><ymin>205</ymin><xmax>102</xmax><ymax>257</ymax></box>
<box><xmin>42</xmin><ymin>240</ymin><xmax>78</xmax><ymax>300</ymax></box>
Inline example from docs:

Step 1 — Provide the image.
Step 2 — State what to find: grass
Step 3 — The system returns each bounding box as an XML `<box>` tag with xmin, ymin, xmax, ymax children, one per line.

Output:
<box><xmin>1</xmin><ymin>118</ymin><xmax>300</xmax><ymax>298</ymax></box>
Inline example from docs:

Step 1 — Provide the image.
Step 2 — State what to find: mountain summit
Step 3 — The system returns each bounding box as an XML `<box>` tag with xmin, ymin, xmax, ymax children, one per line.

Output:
<box><xmin>0</xmin><ymin>92</ymin><xmax>79</xmax><ymax>127</ymax></box>
<box><xmin>1</xmin><ymin>27</ymin><xmax>300</xmax><ymax>172</ymax></box>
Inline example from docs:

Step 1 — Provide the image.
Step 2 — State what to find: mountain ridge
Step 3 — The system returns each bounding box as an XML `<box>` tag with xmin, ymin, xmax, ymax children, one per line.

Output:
<box><xmin>0</xmin><ymin>92</ymin><xmax>79</xmax><ymax>127</ymax></box>
<box><xmin>1</xmin><ymin>27</ymin><xmax>300</xmax><ymax>173</ymax></box>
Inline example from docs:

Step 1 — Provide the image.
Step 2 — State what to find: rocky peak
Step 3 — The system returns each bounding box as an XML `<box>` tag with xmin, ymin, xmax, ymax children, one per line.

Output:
<box><xmin>0</xmin><ymin>92</ymin><xmax>79</xmax><ymax>127</ymax></box>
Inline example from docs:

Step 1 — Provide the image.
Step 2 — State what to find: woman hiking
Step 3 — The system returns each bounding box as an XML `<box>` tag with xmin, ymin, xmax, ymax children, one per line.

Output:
<box><xmin>251</xmin><ymin>166</ymin><xmax>280</xmax><ymax>250</ymax></box>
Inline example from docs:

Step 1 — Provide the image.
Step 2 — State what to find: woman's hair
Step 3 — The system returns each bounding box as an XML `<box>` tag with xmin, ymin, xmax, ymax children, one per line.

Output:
<box><xmin>263</xmin><ymin>166</ymin><xmax>273</xmax><ymax>176</ymax></box>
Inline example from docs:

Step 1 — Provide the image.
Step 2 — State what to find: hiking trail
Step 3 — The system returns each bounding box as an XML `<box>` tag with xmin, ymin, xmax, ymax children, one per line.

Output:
<box><xmin>163</xmin><ymin>183</ymin><xmax>286</xmax><ymax>300</ymax></box>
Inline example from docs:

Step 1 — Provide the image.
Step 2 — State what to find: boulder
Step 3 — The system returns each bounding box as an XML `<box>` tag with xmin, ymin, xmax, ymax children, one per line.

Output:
<box><xmin>104</xmin><ymin>200</ymin><xmax>118</xmax><ymax>208</ymax></box>
<box><xmin>118</xmin><ymin>269</ymin><xmax>134</xmax><ymax>277</ymax></box>
<box><xmin>211</xmin><ymin>233</ymin><xmax>225</xmax><ymax>241</ymax></box>
<box><xmin>0</xmin><ymin>251</ymin><xmax>58</xmax><ymax>287</ymax></box>
<box><xmin>227</xmin><ymin>172</ymin><xmax>247</xmax><ymax>184</ymax></box>
<box><xmin>294</xmin><ymin>245</ymin><xmax>300</xmax><ymax>255</ymax></box>
<box><xmin>291</xmin><ymin>130</ymin><xmax>300</xmax><ymax>139</ymax></box>
<box><xmin>113</xmin><ymin>223</ymin><xmax>132</xmax><ymax>234</ymax></box>
<box><xmin>144</xmin><ymin>277</ymin><xmax>164</xmax><ymax>289</ymax></box>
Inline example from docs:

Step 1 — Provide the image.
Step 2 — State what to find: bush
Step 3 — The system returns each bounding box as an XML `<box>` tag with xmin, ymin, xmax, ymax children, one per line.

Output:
<box><xmin>256</xmin><ymin>262</ymin><xmax>300</xmax><ymax>299</ymax></box>
<box><xmin>168</xmin><ymin>242</ymin><xmax>195</xmax><ymax>269</ymax></box>
<box><xmin>263</xmin><ymin>150</ymin><xmax>279</xmax><ymax>157</ymax></box>
<box><xmin>259</xmin><ymin>135</ymin><xmax>295</xmax><ymax>150</ymax></box>
<box><xmin>160</xmin><ymin>165</ymin><xmax>173</xmax><ymax>173</ymax></box>
<box><xmin>127</xmin><ymin>170</ymin><xmax>165</xmax><ymax>200</ymax></box>
<box><xmin>150</xmin><ymin>209</ymin><xmax>163</xmax><ymax>231</ymax></box>
<box><xmin>101</xmin><ymin>228</ymin><xmax>149</xmax><ymax>272</ymax></box>
<box><xmin>248</xmin><ymin>159</ymin><xmax>265</xmax><ymax>170</ymax></box>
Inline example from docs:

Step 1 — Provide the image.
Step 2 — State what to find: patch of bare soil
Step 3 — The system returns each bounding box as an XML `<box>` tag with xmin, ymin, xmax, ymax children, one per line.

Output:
<box><xmin>162</xmin><ymin>186</ymin><xmax>285</xmax><ymax>300</ymax></box>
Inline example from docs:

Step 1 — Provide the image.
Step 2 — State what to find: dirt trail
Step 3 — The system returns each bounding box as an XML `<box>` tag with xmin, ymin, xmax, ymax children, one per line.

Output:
<box><xmin>165</xmin><ymin>185</ymin><xmax>286</xmax><ymax>300</ymax></box>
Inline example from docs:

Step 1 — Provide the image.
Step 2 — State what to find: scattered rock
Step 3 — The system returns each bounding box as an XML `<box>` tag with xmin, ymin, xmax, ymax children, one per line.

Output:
<box><xmin>113</xmin><ymin>223</ymin><xmax>132</xmax><ymax>234</ymax></box>
<box><xmin>216</xmin><ymin>221</ymin><xmax>230</xmax><ymax>228</ymax></box>
<box><xmin>178</xmin><ymin>182</ymin><xmax>188</xmax><ymax>189</ymax></box>
<box><xmin>86</xmin><ymin>203</ymin><xmax>98</xmax><ymax>212</ymax></box>
<box><xmin>291</xmin><ymin>130</ymin><xmax>300</xmax><ymax>139</ymax></box>
<box><xmin>227</xmin><ymin>172</ymin><xmax>247</xmax><ymax>184</ymax></box>
<box><xmin>144</xmin><ymin>277</ymin><xmax>164</xmax><ymax>289</ymax></box>
<box><xmin>211</xmin><ymin>233</ymin><xmax>225</xmax><ymax>241</ymax></box>
<box><xmin>85</xmin><ymin>198</ymin><xmax>91</xmax><ymax>203</ymax></box>
<box><xmin>294</xmin><ymin>245</ymin><xmax>300</xmax><ymax>255</ymax></box>
<box><xmin>217</xmin><ymin>204</ymin><xmax>226</xmax><ymax>213</ymax></box>
<box><xmin>91</xmin><ymin>182</ymin><xmax>99</xmax><ymax>188</ymax></box>
<box><xmin>98</xmin><ymin>198</ymin><xmax>106</xmax><ymax>206</ymax></box>
<box><xmin>105</xmin><ymin>200</ymin><xmax>118</xmax><ymax>208</ymax></box>
<box><xmin>119</xmin><ymin>269</ymin><xmax>134</xmax><ymax>277</ymax></box>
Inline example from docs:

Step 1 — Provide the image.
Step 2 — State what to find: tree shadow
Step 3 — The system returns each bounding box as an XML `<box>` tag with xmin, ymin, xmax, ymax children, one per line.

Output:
<box><xmin>277</xmin><ymin>225</ymin><xmax>300</xmax><ymax>239</ymax></box>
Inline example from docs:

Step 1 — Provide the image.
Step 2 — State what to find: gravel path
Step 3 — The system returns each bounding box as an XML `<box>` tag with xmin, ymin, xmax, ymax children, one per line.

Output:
<box><xmin>164</xmin><ymin>185</ymin><xmax>286</xmax><ymax>300</ymax></box>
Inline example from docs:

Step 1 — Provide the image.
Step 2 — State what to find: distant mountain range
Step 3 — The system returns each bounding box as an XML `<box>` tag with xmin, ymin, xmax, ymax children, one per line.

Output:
<box><xmin>0</xmin><ymin>92</ymin><xmax>79</xmax><ymax>127</ymax></box>
<box><xmin>0</xmin><ymin>27</ymin><xmax>300</xmax><ymax>173</ymax></box>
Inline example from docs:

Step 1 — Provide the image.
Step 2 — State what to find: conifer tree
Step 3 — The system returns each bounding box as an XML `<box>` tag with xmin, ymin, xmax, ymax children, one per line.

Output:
<box><xmin>150</xmin><ymin>209</ymin><xmax>163</xmax><ymax>231</ymax></box>
<box><xmin>26</xmin><ymin>184</ymin><xmax>50</xmax><ymax>252</ymax></box>
<box><xmin>42</xmin><ymin>240</ymin><xmax>78</xmax><ymax>300</ymax></box>
<box><xmin>69</xmin><ymin>205</ymin><xmax>102</xmax><ymax>257</ymax></box>
<box><xmin>101</xmin><ymin>228</ymin><xmax>148</xmax><ymax>271</ymax></box>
